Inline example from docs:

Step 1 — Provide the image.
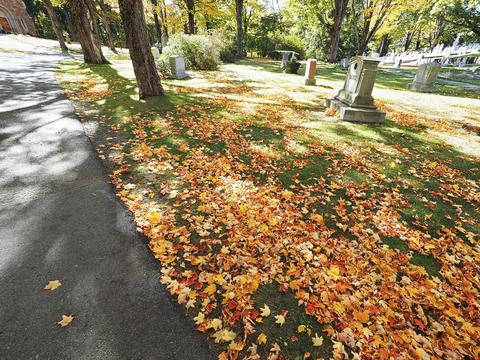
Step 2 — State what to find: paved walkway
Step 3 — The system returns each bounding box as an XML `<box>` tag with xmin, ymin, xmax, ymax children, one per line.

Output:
<box><xmin>0</xmin><ymin>53</ymin><xmax>213</xmax><ymax>359</ymax></box>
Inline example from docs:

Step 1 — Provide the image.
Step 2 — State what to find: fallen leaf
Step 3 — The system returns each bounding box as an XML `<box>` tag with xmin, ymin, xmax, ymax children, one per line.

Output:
<box><xmin>274</xmin><ymin>314</ymin><xmax>285</xmax><ymax>326</ymax></box>
<box><xmin>257</xmin><ymin>333</ymin><xmax>267</xmax><ymax>345</ymax></box>
<box><xmin>260</xmin><ymin>304</ymin><xmax>270</xmax><ymax>317</ymax></box>
<box><xmin>57</xmin><ymin>314</ymin><xmax>74</xmax><ymax>327</ymax></box>
<box><xmin>44</xmin><ymin>280</ymin><xmax>62</xmax><ymax>291</ymax></box>
<box><xmin>312</xmin><ymin>333</ymin><xmax>324</xmax><ymax>347</ymax></box>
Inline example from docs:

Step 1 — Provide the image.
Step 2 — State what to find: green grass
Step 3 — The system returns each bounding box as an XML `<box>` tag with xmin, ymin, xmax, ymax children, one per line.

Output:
<box><xmin>253</xmin><ymin>283</ymin><xmax>333</xmax><ymax>359</ymax></box>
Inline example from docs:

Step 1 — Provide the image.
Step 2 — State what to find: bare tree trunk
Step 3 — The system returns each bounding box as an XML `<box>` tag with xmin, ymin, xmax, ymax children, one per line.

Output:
<box><xmin>404</xmin><ymin>31</ymin><xmax>414</xmax><ymax>51</ymax></box>
<box><xmin>97</xmin><ymin>0</ymin><xmax>117</xmax><ymax>53</ymax></box>
<box><xmin>62</xmin><ymin>8</ymin><xmax>77</xmax><ymax>42</ymax></box>
<box><xmin>377</xmin><ymin>34</ymin><xmax>390</xmax><ymax>56</ymax></box>
<box><xmin>235</xmin><ymin>0</ymin><xmax>244</xmax><ymax>58</ymax></box>
<box><xmin>41</xmin><ymin>0</ymin><xmax>68</xmax><ymax>53</ymax></box>
<box><xmin>184</xmin><ymin>0</ymin><xmax>195</xmax><ymax>34</ymax></box>
<box><xmin>67</xmin><ymin>0</ymin><xmax>108</xmax><ymax>64</ymax></box>
<box><xmin>160</xmin><ymin>0</ymin><xmax>169</xmax><ymax>42</ymax></box>
<box><xmin>118</xmin><ymin>0</ymin><xmax>164</xmax><ymax>99</ymax></box>
<box><xmin>327</xmin><ymin>0</ymin><xmax>349</xmax><ymax>63</ymax></box>
<box><xmin>432</xmin><ymin>17</ymin><xmax>445</xmax><ymax>48</ymax></box>
<box><xmin>150</xmin><ymin>0</ymin><xmax>163</xmax><ymax>44</ymax></box>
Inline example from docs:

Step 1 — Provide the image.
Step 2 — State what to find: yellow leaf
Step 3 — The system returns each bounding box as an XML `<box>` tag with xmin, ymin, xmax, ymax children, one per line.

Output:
<box><xmin>310</xmin><ymin>214</ymin><xmax>324</xmax><ymax>225</ymax></box>
<box><xmin>213</xmin><ymin>329</ymin><xmax>237</xmax><ymax>343</ymax></box>
<box><xmin>257</xmin><ymin>333</ymin><xmax>267</xmax><ymax>345</ymax></box>
<box><xmin>44</xmin><ymin>280</ymin><xmax>62</xmax><ymax>291</ymax></box>
<box><xmin>147</xmin><ymin>211</ymin><xmax>161</xmax><ymax>224</ymax></box>
<box><xmin>58</xmin><ymin>314</ymin><xmax>74</xmax><ymax>327</ymax></box>
<box><xmin>268</xmin><ymin>218</ymin><xmax>278</xmax><ymax>226</ymax></box>
<box><xmin>260</xmin><ymin>304</ymin><xmax>271</xmax><ymax>317</ymax></box>
<box><xmin>208</xmin><ymin>318</ymin><xmax>223</xmax><ymax>331</ymax></box>
<box><xmin>333</xmin><ymin>302</ymin><xmax>345</xmax><ymax>314</ymax></box>
<box><xmin>327</xmin><ymin>265</ymin><xmax>341</xmax><ymax>280</ymax></box>
<box><xmin>274</xmin><ymin>314</ymin><xmax>285</xmax><ymax>326</ymax></box>
<box><xmin>204</xmin><ymin>283</ymin><xmax>216</xmax><ymax>296</ymax></box>
<box><xmin>312</xmin><ymin>333</ymin><xmax>324</xmax><ymax>347</ymax></box>
<box><xmin>298</xmin><ymin>324</ymin><xmax>307</xmax><ymax>333</ymax></box>
<box><xmin>229</xmin><ymin>341</ymin><xmax>244</xmax><ymax>351</ymax></box>
<box><xmin>194</xmin><ymin>312</ymin><xmax>205</xmax><ymax>325</ymax></box>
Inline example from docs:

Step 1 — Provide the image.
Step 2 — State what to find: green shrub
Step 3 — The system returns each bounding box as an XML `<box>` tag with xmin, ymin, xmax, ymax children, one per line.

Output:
<box><xmin>161</xmin><ymin>33</ymin><xmax>225</xmax><ymax>70</ymax></box>
<box><xmin>155</xmin><ymin>56</ymin><xmax>173</xmax><ymax>79</ymax></box>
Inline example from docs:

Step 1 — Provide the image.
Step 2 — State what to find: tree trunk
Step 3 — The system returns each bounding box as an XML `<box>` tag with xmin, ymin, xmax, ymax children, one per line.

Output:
<box><xmin>118</xmin><ymin>0</ymin><xmax>164</xmax><ymax>99</ymax></box>
<box><xmin>41</xmin><ymin>0</ymin><xmax>68</xmax><ymax>53</ymax></box>
<box><xmin>404</xmin><ymin>31</ymin><xmax>414</xmax><ymax>51</ymax></box>
<box><xmin>160</xmin><ymin>0</ymin><xmax>169</xmax><ymax>43</ymax></box>
<box><xmin>97</xmin><ymin>0</ymin><xmax>117</xmax><ymax>53</ymax></box>
<box><xmin>235</xmin><ymin>0</ymin><xmax>244</xmax><ymax>58</ymax></box>
<box><xmin>377</xmin><ymin>34</ymin><xmax>390</xmax><ymax>56</ymax></box>
<box><xmin>62</xmin><ymin>8</ymin><xmax>77</xmax><ymax>42</ymax></box>
<box><xmin>184</xmin><ymin>0</ymin><xmax>195</xmax><ymax>34</ymax></box>
<box><xmin>432</xmin><ymin>17</ymin><xmax>445</xmax><ymax>48</ymax></box>
<box><xmin>150</xmin><ymin>0</ymin><xmax>163</xmax><ymax>44</ymax></box>
<box><xmin>67</xmin><ymin>0</ymin><xmax>108</xmax><ymax>64</ymax></box>
<box><xmin>327</xmin><ymin>0</ymin><xmax>349</xmax><ymax>63</ymax></box>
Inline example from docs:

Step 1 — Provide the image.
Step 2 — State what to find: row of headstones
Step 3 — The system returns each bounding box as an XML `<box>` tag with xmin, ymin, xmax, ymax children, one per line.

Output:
<box><xmin>317</xmin><ymin>57</ymin><xmax>442</xmax><ymax>124</ymax></box>
<box><xmin>151</xmin><ymin>47</ymin><xmax>187</xmax><ymax>80</ymax></box>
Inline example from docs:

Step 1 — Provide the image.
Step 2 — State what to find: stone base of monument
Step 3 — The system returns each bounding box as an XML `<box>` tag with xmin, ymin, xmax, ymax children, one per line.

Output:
<box><xmin>407</xmin><ymin>82</ymin><xmax>436</xmax><ymax>93</ymax></box>
<box><xmin>304</xmin><ymin>78</ymin><xmax>316</xmax><ymax>86</ymax></box>
<box><xmin>325</xmin><ymin>98</ymin><xmax>386</xmax><ymax>123</ymax></box>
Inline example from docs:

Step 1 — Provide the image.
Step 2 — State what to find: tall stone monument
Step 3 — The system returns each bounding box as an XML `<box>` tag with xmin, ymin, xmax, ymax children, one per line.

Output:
<box><xmin>304</xmin><ymin>59</ymin><xmax>317</xmax><ymax>85</ymax></box>
<box><xmin>169</xmin><ymin>56</ymin><xmax>187</xmax><ymax>80</ymax></box>
<box><xmin>407</xmin><ymin>62</ymin><xmax>441</xmax><ymax>92</ymax></box>
<box><xmin>325</xmin><ymin>57</ymin><xmax>385</xmax><ymax>123</ymax></box>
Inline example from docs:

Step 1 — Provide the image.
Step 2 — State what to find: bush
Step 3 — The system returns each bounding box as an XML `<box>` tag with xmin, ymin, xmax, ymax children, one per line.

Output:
<box><xmin>155</xmin><ymin>56</ymin><xmax>173</xmax><ymax>79</ymax></box>
<box><xmin>161</xmin><ymin>33</ymin><xmax>225</xmax><ymax>70</ymax></box>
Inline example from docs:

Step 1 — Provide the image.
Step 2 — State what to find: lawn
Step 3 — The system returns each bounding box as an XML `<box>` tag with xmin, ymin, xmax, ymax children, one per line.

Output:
<box><xmin>58</xmin><ymin>58</ymin><xmax>480</xmax><ymax>359</ymax></box>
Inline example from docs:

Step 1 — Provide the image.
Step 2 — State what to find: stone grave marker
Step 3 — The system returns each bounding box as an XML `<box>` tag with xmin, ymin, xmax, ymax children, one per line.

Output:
<box><xmin>151</xmin><ymin>47</ymin><xmax>160</xmax><ymax>60</ymax></box>
<box><xmin>325</xmin><ymin>56</ymin><xmax>385</xmax><ymax>123</ymax></box>
<box><xmin>393</xmin><ymin>58</ymin><xmax>402</xmax><ymax>68</ymax></box>
<box><xmin>304</xmin><ymin>59</ymin><xmax>317</xmax><ymax>85</ymax></box>
<box><xmin>407</xmin><ymin>62</ymin><xmax>441</xmax><ymax>92</ymax></box>
<box><xmin>169</xmin><ymin>56</ymin><xmax>187</xmax><ymax>80</ymax></box>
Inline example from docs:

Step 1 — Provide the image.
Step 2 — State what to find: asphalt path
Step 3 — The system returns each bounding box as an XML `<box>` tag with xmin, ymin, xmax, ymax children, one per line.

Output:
<box><xmin>0</xmin><ymin>53</ymin><xmax>214</xmax><ymax>360</ymax></box>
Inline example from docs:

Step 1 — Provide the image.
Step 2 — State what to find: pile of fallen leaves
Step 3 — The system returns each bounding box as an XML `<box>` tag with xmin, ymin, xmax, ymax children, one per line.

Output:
<box><xmin>66</xmin><ymin>66</ymin><xmax>479</xmax><ymax>359</ymax></box>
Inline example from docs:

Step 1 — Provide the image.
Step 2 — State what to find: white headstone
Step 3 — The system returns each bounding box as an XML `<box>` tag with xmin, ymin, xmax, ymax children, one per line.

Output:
<box><xmin>408</xmin><ymin>62</ymin><xmax>441</xmax><ymax>92</ymax></box>
<box><xmin>151</xmin><ymin>47</ymin><xmax>160</xmax><ymax>60</ymax></box>
<box><xmin>169</xmin><ymin>56</ymin><xmax>187</xmax><ymax>79</ymax></box>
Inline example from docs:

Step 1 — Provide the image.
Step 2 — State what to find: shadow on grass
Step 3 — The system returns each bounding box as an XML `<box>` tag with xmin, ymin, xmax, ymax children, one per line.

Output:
<box><xmin>85</xmin><ymin>63</ymin><xmax>199</xmax><ymax>123</ymax></box>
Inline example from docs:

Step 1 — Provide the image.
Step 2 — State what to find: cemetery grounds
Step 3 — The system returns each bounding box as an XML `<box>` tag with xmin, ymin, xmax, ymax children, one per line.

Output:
<box><xmin>57</xmin><ymin>57</ymin><xmax>480</xmax><ymax>359</ymax></box>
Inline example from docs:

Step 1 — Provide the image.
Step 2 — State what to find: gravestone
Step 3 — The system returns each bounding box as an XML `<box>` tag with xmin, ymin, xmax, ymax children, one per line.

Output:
<box><xmin>407</xmin><ymin>62</ymin><xmax>441</xmax><ymax>92</ymax></box>
<box><xmin>325</xmin><ymin>56</ymin><xmax>385</xmax><ymax>123</ymax></box>
<box><xmin>304</xmin><ymin>59</ymin><xmax>317</xmax><ymax>85</ymax></box>
<box><xmin>151</xmin><ymin>47</ymin><xmax>160</xmax><ymax>61</ymax></box>
<box><xmin>394</xmin><ymin>58</ymin><xmax>402</xmax><ymax>68</ymax></box>
<box><xmin>281</xmin><ymin>52</ymin><xmax>290</xmax><ymax>69</ymax></box>
<box><xmin>169</xmin><ymin>56</ymin><xmax>187</xmax><ymax>79</ymax></box>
